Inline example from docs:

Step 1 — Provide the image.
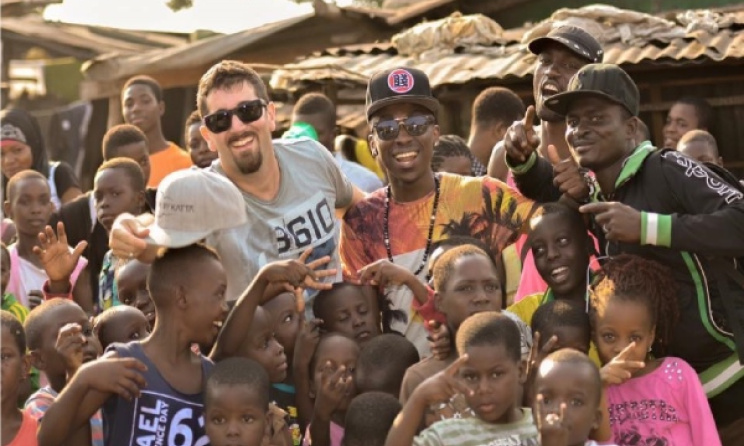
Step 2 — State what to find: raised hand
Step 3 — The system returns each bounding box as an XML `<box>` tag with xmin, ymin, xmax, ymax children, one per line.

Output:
<box><xmin>55</xmin><ymin>322</ymin><xmax>86</xmax><ymax>375</ymax></box>
<box><xmin>77</xmin><ymin>352</ymin><xmax>148</xmax><ymax>400</ymax></box>
<box><xmin>526</xmin><ymin>332</ymin><xmax>559</xmax><ymax>378</ymax></box>
<box><xmin>535</xmin><ymin>394</ymin><xmax>569</xmax><ymax>446</ymax></box>
<box><xmin>357</xmin><ymin>259</ymin><xmax>415</xmax><ymax>288</ymax></box>
<box><xmin>262</xmin><ymin>248</ymin><xmax>337</xmax><ymax>292</ymax></box>
<box><xmin>314</xmin><ymin>361</ymin><xmax>353</xmax><ymax>418</ymax></box>
<box><xmin>600</xmin><ymin>342</ymin><xmax>645</xmax><ymax>386</ymax></box>
<box><xmin>33</xmin><ymin>222</ymin><xmax>87</xmax><ymax>282</ymax></box>
<box><xmin>412</xmin><ymin>354</ymin><xmax>472</xmax><ymax>408</ymax></box>
<box><xmin>27</xmin><ymin>290</ymin><xmax>44</xmax><ymax>310</ymax></box>
<box><xmin>528</xmin><ymin>332</ymin><xmax>559</xmax><ymax>375</ymax></box>
<box><xmin>108</xmin><ymin>213</ymin><xmax>153</xmax><ymax>261</ymax></box>
<box><xmin>547</xmin><ymin>144</ymin><xmax>589</xmax><ymax>203</ymax></box>
<box><xmin>579</xmin><ymin>202</ymin><xmax>642</xmax><ymax>243</ymax></box>
<box><xmin>294</xmin><ymin>318</ymin><xmax>323</xmax><ymax>371</ymax></box>
<box><xmin>504</xmin><ymin>105</ymin><xmax>540</xmax><ymax>165</ymax></box>
<box><xmin>427</xmin><ymin>321</ymin><xmax>452</xmax><ymax>361</ymax></box>
<box><xmin>523</xmin><ymin>332</ymin><xmax>560</xmax><ymax>405</ymax></box>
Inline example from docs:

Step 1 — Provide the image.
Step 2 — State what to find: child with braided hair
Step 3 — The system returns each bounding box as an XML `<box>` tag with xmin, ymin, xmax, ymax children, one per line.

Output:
<box><xmin>588</xmin><ymin>254</ymin><xmax>720</xmax><ymax>445</ymax></box>
<box><xmin>430</xmin><ymin>135</ymin><xmax>473</xmax><ymax>177</ymax></box>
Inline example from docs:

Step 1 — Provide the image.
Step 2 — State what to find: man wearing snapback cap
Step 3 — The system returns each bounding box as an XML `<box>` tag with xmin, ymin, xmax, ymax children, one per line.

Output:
<box><xmin>488</xmin><ymin>24</ymin><xmax>604</xmax><ymax>181</ymax></box>
<box><xmin>340</xmin><ymin>66</ymin><xmax>540</xmax><ymax>355</ymax></box>
<box><xmin>509</xmin><ymin>63</ymin><xmax>744</xmax><ymax>434</ymax></box>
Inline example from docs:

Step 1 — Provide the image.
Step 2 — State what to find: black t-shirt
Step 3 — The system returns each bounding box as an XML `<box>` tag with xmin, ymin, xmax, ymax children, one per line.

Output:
<box><xmin>271</xmin><ymin>383</ymin><xmax>302</xmax><ymax>446</ymax></box>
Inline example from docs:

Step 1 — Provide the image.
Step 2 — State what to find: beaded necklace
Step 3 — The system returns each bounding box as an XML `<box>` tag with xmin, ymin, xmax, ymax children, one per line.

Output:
<box><xmin>383</xmin><ymin>174</ymin><xmax>441</xmax><ymax>277</ymax></box>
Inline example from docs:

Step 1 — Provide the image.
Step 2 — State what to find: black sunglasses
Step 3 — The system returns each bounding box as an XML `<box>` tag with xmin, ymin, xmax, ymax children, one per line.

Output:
<box><xmin>373</xmin><ymin>115</ymin><xmax>435</xmax><ymax>141</ymax></box>
<box><xmin>203</xmin><ymin>99</ymin><xmax>267</xmax><ymax>134</ymax></box>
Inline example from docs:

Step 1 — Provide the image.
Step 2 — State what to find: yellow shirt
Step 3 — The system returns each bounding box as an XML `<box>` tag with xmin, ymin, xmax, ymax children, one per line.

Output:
<box><xmin>507</xmin><ymin>293</ymin><xmax>602</xmax><ymax>367</ymax></box>
<box><xmin>502</xmin><ymin>243</ymin><xmax>521</xmax><ymax>307</ymax></box>
<box><xmin>147</xmin><ymin>142</ymin><xmax>193</xmax><ymax>188</ymax></box>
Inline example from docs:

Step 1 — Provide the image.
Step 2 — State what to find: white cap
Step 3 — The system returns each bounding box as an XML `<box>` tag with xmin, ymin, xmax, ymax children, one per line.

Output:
<box><xmin>146</xmin><ymin>168</ymin><xmax>247</xmax><ymax>248</ymax></box>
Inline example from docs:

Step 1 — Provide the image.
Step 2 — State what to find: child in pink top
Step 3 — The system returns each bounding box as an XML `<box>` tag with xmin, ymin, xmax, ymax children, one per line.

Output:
<box><xmin>589</xmin><ymin>255</ymin><xmax>720</xmax><ymax>446</ymax></box>
<box><xmin>605</xmin><ymin>357</ymin><xmax>717</xmax><ymax>445</ymax></box>
<box><xmin>302</xmin><ymin>334</ymin><xmax>358</xmax><ymax>446</ymax></box>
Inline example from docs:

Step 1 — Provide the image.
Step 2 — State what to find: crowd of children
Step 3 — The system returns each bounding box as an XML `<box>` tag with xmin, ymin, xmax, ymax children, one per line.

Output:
<box><xmin>0</xmin><ymin>199</ymin><xmax>725</xmax><ymax>446</ymax></box>
<box><xmin>2</xmin><ymin>25</ymin><xmax>742</xmax><ymax>446</ymax></box>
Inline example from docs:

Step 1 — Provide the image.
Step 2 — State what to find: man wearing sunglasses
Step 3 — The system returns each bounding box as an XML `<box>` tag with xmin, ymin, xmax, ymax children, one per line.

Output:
<box><xmin>109</xmin><ymin>60</ymin><xmax>366</xmax><ymax>304</ymax></box>
<box><xmin>340</xmin><ymin>67</ymin><xmax>541</xmax><ymax>355</ymax></box>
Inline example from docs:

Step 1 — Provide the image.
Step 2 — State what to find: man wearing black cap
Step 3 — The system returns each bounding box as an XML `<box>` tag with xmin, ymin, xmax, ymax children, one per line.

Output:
<box><xmin>340</xmin><ymin>67</ymin><xmax>540</xmax><ymax>356</ymax></box>
<box><xmin>510</xmin><ymin>62</ymin><xmax>744</xmax><ymax>435</ymax></box>
<box><xmin>488</xmin><ymin>25</ymin><xmax>603</xmax><ymax>181</ymax></box>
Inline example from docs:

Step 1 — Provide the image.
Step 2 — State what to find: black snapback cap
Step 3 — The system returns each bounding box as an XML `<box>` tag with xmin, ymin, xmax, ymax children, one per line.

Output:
<box><xmin>545</xmin><ymin>63</ymin><xmax>639</xmax><ymax>117</ymax></box>
<box><xmin>528</xmin><ymin>25</ymin><xmax>603</xmax><ymax>63</ymax></box>
<box><xmin>366</xmin><ymin>67</ymin><xmax>439</xmax><ymax>121</ymax></box>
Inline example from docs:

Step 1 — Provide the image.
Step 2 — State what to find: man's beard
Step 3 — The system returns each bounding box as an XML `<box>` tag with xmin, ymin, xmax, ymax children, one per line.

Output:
<box><xmin>236</xmin><ymin>150</ymin><xmax>263</xmax><ymax>174</ymax></box>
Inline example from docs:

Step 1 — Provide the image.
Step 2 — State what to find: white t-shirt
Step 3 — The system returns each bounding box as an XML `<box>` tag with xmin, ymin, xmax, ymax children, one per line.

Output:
<box><xmin>7</xmin><ymin>244</ymin><xmax>88</xmax><ymax>306</ymax></box>
<box><xmin>13</xmin><ymin>255</ymin><xmax>47</xmax><ymax>307</ymax></box>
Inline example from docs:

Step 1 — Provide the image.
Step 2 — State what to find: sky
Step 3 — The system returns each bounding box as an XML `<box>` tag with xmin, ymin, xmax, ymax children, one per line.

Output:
<box><xmin>43</xmin><ymin>0</ymin><xmax>316</xmax><ymax>34</ymax></box>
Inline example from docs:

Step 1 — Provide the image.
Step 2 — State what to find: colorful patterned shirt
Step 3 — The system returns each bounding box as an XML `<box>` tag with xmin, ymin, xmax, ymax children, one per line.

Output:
<box><xmin>98</xmin><ymin>250</ymin><xmax>119</xmax><ymax>312</ymax></box>
<box><xmin>341</xmin><ymin>173</ymin><xmax>539</xmax><ymax>354</ymax></box>
<box><xmin>25</xmin><ymin>386</ymin><xmax>104</xmax><ymax>446</ymax></box>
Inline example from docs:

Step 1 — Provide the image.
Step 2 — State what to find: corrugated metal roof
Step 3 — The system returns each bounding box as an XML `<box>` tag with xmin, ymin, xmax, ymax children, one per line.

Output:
<box><xmin>1</xmin><ymin>15</ymin><xmax>187</xmax><ymax>58</ymax></box>
<box><xmin>271</xmin><ymin>7</ymin><xmax>744</xmax><ymax>92</ymax></box>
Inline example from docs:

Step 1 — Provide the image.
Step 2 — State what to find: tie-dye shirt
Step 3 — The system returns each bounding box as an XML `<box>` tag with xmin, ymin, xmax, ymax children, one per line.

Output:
<box><xmin>341</xmin><ymin>173</ymin><xmax>539</xmax><ymax>354</ymax></box>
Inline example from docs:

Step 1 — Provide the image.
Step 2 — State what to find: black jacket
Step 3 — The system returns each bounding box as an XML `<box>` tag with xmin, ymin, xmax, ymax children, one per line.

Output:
<box><xmin>512</xmin><ymin>143</ymin><xmax>744</xmax><ymax>372</ymax></box>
